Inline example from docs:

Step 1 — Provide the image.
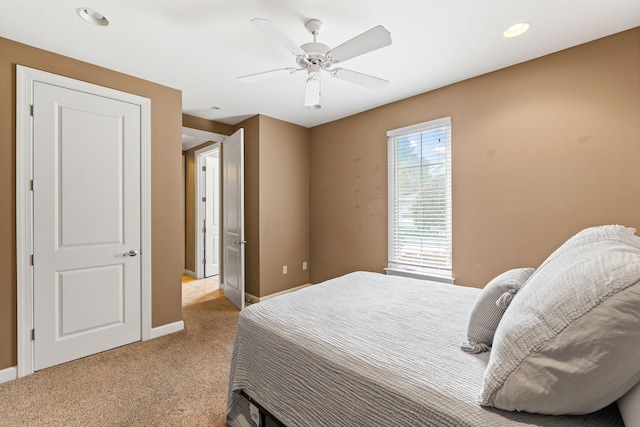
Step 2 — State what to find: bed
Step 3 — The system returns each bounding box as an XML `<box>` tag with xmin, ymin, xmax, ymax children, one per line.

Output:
<box><xmin>228</xmin><ymin>224</ymin><xmax>640</xmax><ymax>427</ymax></box>
<box><xmin>227</xmin><ymin>271</ymin><xmax>625</xmax><ymax>426</ymax></box>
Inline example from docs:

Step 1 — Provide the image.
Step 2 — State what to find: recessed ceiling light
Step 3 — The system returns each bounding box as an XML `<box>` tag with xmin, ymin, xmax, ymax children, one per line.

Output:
<box><xmin>503</xmin><ymin>22</ymin><xmax>531</xmax><ymax>38</ymax></box>
<box><xmin>76</xmin><ymin>7</ymin><xmax>109</xmax><ymax>26</ymax></box>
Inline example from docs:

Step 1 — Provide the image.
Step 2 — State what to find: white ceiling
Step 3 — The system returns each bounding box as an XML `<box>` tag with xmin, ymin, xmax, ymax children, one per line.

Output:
<box><xmin>2</xmin><ymin>0</ymin><xmax>639</xmax><ymax>128</ymax></box>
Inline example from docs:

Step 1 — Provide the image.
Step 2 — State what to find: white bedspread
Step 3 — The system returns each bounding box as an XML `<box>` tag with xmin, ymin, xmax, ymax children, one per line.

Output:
<box><xmin>228</xmin><ymin>271</ymin><xmax>623</xmax><ymax>426</ymax></box>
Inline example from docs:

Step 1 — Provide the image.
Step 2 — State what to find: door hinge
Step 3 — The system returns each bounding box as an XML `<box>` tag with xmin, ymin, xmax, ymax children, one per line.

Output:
<box><xmin>30</xmin><ymin>254</ymin><xmax>34</xmax><ymax>266</ymax></box>
<box><xmin>30</xmin><ymin>179</ymin><xmax>34</xmax><ymax>191</ymax></box>
<box><xmin>31</xmin><ymin>329</ymin><xmax>35</xmax><ymax>341</ymax></box>
<box><xmin>202</xmin><ymin>197</ymin><xmax>206</xmax><ymax>202</ymax></box>
<box><xmin>202</xmin><ymin>228</ymin><xmax>206</xmax><ymax>233</ymax></box>
<box><xmin>30</xmin><ymin>105</ymin><xmax>34</xmax><ymax>116</ymax></box>
<box><xmin>202</xmin><ymin>258</ymin><xmax>206</xmax><ymax>265</ymax></box>
<box><xmin>202</xmin><ymin>166</ymin><xmax>206</xmax><ymax>172</ymax></box>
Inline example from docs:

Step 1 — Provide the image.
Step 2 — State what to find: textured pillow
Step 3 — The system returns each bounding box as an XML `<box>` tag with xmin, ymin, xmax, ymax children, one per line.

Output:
<box><xmin>481</xmin><ymin>225</ymin><xmax>640</xmax><ymax>415</ymax></box>
<box><xmin>461</xmin><ymin>268</ymin><xmax>534</xmax><ymax>353</ymax></box>
<box><xmin>618</xmin><ymin>381</ymin><xmax>640</xmax><ymax>427</ymax></box>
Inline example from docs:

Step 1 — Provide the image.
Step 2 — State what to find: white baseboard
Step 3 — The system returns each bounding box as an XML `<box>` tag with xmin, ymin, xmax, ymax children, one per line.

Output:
<box><xmin>246</xmin><ymin>283</ymin><xmax>313</xmax><ymax>303</ymax></box>
<box><xmin>0</xmin><ymin>366</ymin><xmax>17</xmax><ymax>384</ymax></box>
<box><xmin>183</xmin><ymin>269</ymin><xmax>196</xmax><ymax>278</ymax></box>
<box><xmin>150</xmin><ymin>320</ymin><xmax>184</xmax><ymax>339</ymax></box>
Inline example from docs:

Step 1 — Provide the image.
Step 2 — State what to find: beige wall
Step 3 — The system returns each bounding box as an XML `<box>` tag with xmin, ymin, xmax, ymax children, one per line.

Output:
<box><xmin>0</xmin><ymin>37</ymin><xmax>184</xmax><ymax>370</ymax></box>
<box><xmin>258</xmin><ymin>116</ymin><xmax>310</xmax><ymax>296</ymax></box>
<box><xmin>181</xmin><ymin>154</ymin><xmax>186</xmax><ymax>273</ymax></box>
<box><xmin>183</xmin><ymin>113</ymin><xmax>234</xmax><ymax>136</ymax></box>
<box><xmin>184</xmin><ymin>150</ymin><xmax>196</xmax><ymax>272</ymax></box>
<box><xmin>309</xmin><ymin>27</ymin><xmax>640</xmax><ymax>288</ymax></box>
<box><xmin>235</xmin><ymin>116</ymin><xmax>261</xmax><ymax>296</ymax></box>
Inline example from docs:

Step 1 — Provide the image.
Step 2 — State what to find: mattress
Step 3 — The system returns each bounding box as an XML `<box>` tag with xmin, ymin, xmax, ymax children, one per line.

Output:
<box><xmin>227</xmin><ymin>271</ymin><xmax>623</xmax><ymax>426</ymax></box>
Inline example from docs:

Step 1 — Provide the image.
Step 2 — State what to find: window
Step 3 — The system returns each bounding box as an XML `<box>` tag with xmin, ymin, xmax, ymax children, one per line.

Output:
<box><xmin>387</xmin><ymin>117</ymin><xmax>452</xmax><ymax>280</ymax></box>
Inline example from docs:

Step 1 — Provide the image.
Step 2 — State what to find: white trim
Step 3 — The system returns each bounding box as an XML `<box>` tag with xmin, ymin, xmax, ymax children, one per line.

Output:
<box><xmin>16</xmin><ymin>65</ymin><xmax>34</xmax><ymax>378</ymax></box>
<box><xmin>139</xmin><ymin>88</ymin><xmax>152</xmax><ymax>342</ymax></box>
<box><xmin>386</xmin><ymin>116</ymin><xmax>452</xmax><ymax>137</ymax></box>
<box><xmin>384</xmin><ymin>267</ymin><xmax>454</xmax><ymax>284</ymax></box>
<box><xmin>183</xmin><ymin>269</ymin><xmax>197</xmax><ymax>278</ymax></box>
<box><xmin>182</xmin><ymin>126</ymin><xmax>226</xmax><ymax>151</ymax></box>
<box><xmin>246</xmin><ymin>283</ymin><xmax>313</xmax><ymax>303</ymax></box>
<box><xmin>194</xmin><ymin>143</ymin><xmax>220</xmax><ymax>279</ymax></box>
<box><xmin>16</xmin><ymin>65</ymin><xmax>152</xmax><ymax>377</ymax></box>
<box><xmin>150</xmin><ymin>320</ymin><xmax>185</xmax><ymax>339</ymax></box>
<box><xmin>0</xmin><ymin>366</ymin><xmax>18</xmax><ymax>384</ymax></box>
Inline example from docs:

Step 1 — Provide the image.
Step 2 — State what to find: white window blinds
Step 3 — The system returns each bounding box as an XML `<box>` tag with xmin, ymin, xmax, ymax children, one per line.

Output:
<box><xmin>387</xmin><ymin>117</ymin><xmax>452</xmax><ymax>277</ymax></box>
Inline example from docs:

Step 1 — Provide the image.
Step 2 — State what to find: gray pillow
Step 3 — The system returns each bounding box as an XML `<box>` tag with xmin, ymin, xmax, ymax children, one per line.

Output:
<box><xmin>481</xmin><ymin>225</ymin><xmax>640</xmax><ymax>415</ymax></box>
<box><xmin>618</xmin><ymin>381</ymin><xmax>640</xmax><ymax>427</ymax></box>
<box><xmin>461</xmin><ymin>268</ymin><xmax>534</xmax><ymax>353</ymax></box>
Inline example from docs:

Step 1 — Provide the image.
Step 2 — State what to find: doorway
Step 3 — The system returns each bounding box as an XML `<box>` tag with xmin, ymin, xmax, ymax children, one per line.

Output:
<box><xmin>182</xmin><ymin>128</ymin><xmax>246</xmax><ymax>310</ymax></box>
<box><xmin>182</xmin><ymin>143</ymin><xmax>222</xmax><ymax>307</ymax></box>
<box><xmin>195</xmin><ymin>144</ymin><xmax>221</xmax><ymax>279</ymax></box>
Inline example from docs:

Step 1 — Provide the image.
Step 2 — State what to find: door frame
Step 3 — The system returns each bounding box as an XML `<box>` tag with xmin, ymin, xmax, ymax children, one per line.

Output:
<box><xmin>194</xmin><ymin>142</ymin><xmax>220</xmax><ymax>279</ymax></box>
<box><xmin>182</xmin><ymin>126</ymin><xmax>225</xmax><ymax>278</ymax></box>
<box><xmin>15</xmin><ymin>66</ymin><xmax>152</xmax><ymax>377</ymax></box>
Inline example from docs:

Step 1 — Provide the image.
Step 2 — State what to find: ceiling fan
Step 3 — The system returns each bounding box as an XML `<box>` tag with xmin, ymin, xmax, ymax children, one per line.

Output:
<box><xmin>237</xmin><ymin>18</ymin><xmax>392</xmax><ymax>109</ymax></box>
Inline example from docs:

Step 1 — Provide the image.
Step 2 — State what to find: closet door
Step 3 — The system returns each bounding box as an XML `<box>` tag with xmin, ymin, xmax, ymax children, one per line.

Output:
<box><xmin>32</xmin><ymin>81</ymin><xmax>141</xmax><ymax>370</ymax></box>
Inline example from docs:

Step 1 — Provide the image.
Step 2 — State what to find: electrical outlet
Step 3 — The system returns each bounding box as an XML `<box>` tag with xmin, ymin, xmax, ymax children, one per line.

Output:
<box><xmin>303</xmin><ymin>261</ymin><xmax>307</xmax><ymax>270</ymax></box>
<box><xmin>283</xmin><ymin>265</ymin><xmax>287</xmax><ymax>274</ymax></box>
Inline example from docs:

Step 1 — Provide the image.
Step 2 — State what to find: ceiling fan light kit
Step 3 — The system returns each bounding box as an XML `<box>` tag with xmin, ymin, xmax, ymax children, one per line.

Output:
<box><xmin>238</xmin><ymin>18</ymin><xmax>392</xmax><ymax>110</ymax></box>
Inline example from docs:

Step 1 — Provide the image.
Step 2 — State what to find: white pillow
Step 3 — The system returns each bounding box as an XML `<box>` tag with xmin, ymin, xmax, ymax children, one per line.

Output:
<box><xmin>461</xmin><ymin>268</ymin><xmax>534</xmax><ymax>353</ymax></box>
<box><xmin>618</xmin><ymin>381</ymin><xmax>640</xmax><ymax>427</ymax></box>
<box><xmin>481</xmin><ymin>225</ymin><xmax>640</xmax><ymax>415</ymax></box>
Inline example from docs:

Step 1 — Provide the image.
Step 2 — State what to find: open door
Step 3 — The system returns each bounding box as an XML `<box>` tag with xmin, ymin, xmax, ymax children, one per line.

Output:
<box><xmin>222</xmin><ymin>129</ymin><xmax>245</xmax><ymax>310</ymax></box>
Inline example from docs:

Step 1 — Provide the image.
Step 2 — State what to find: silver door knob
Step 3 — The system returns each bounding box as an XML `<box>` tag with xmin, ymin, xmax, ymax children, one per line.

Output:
<box><xmin>233</xmin><ymin>240</ymin><xmax>247</xmax><ymax>245</ymax></box>
<box><xmin>124</xmin><ymin>250</ymin><xmax>139</xmax><ymax>257</ymax></box>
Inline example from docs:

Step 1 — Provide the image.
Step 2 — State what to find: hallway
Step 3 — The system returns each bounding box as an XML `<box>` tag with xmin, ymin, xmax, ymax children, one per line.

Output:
<box><xmin>181</xmin><ymin>275</ymin><xmax>221</xmax><ymax>306</ymax></box>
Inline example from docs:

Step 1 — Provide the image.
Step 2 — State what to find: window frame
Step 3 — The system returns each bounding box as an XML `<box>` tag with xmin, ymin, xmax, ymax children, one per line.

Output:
<box><xmin>386</xmin><ymin>116</ymin><xmax>453</xmax><ymax>283</ymax></box>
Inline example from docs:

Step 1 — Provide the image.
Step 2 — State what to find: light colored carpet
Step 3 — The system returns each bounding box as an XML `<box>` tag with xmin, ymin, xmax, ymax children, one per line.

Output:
<box><xmin>0</xmin><ymin>297</ymin><xmax>239</xmax><ymax>426</ymax></box>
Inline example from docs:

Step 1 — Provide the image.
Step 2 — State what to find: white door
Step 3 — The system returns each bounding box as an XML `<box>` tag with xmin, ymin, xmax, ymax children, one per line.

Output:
<box><xmin>204</xmin><ymin>154</ymin><xmax>220</xmax><ymax>277</ymax></box>
<box><xmin>32</xmin><ymin>81</ymin><xmax>141</xmax><ymax>370</ymax></box>
<box><xmin>222</xmin><ymin>129</ymin><xmax>245</xmax><ymax>310</ymax></box>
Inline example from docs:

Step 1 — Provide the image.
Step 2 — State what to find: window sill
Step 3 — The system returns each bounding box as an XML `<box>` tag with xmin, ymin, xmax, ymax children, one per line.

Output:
<box><xmin>384</xmin><ymin>267</ymin><xmax>455</xmax><ymax>284</ymax></box>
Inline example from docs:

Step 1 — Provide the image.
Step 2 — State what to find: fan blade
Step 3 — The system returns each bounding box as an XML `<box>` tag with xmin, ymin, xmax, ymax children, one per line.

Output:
<box><xmin>251</xmin><ymin>18</ymin><xmax>305</xmax><ymax>56</ymax></box>
<box><xmin>237</xmin><ymin>68</ymin><xmax>298</xmax><ymax>83</ymax></box>
<box><xmin>304</xmin><ymin>77</ymin><xmax>321</xmax><ymax>109</ymax></box>
<box><xmin>328</xmin><ymin>25</ymin><xmax>391</xmax><ymax>63</ymax></box>
<box><xmin>331</xmin><ymin>68</ymin><xmax>389</xmax><ymax>89</ymax></box>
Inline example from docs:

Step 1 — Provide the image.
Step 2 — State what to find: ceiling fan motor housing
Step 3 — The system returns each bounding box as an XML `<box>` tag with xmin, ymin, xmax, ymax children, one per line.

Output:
<box><xmin>299</xmin><ymin>42</ymin><xmax>332</xmax><ymax>69</ymax></box>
